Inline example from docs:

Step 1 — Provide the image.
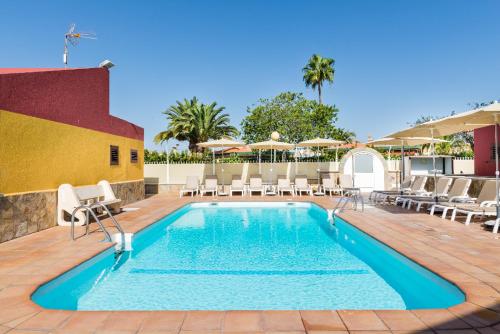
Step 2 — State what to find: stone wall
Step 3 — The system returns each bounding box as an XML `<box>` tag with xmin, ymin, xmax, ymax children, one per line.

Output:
<box><xmin>0</xmin><ymin>190</ymin><xmax>56</xmax><ymax>243</ymax></box>
<box><xmin>0</xmin><ymin>180</ymin><xmax>145</xmax><ymax>243</ymax></box>
<box><xmin>110</xmin><ymin>180</ymin><xmax>145</xmax><ymax>205</ymax></box>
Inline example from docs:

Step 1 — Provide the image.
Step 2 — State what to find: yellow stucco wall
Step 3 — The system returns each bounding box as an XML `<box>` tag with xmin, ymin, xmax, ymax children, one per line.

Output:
<box><xmin>0</xmin><ymin>110</ymin><xmax>144</xmax><ymax>195</ymax></box>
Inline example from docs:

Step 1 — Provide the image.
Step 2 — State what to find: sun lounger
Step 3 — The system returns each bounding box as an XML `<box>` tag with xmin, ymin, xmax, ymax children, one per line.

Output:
<box><xmin>200</xmin><ymin>176</ymin><xmax>218</xmax><ymax>197</ymax></box>
<box><xmin>450</xmin><ymin>180</ymin><xmax>498</xmax><ymax>225</ymax></box>
<box><xmin>428</xmin><ymin>178</ymin><xmax>476</xmax><ymax>218</ymax></box>
<box><xmin>179</xmin><ymin>176</ymin><xmax>199</xmax><ymax>197</ymax></box>
<box><xmin>230</xmin><ymin>175</ymin><xmax>246</xmax><ymax>196</ymax></box>
<box><xmin>410</xmin><ymin>177</ymin><xmax>471</xmax><ymax>212</ymax></box>
<box><xmin>294</xmin><ymin>175</ymin><xmax>312</xmax><ymax>196</ymax></box>
<box><xmin>395</xmin><ymin>177</ymin><xmax>452</xmax><ymax>209</ymax></box>
<box><xmin>248</xmin><ymin>175</ymin><xmax>265</xmax><ymax>196</ymax></box>
<box><xmin>370</xmin><ymin>176</ymin><xmax>414</xmax><ymax>201</ymax></box>
<box><xmin>378</xmin><ymin>176</ymin><xmax>427</xmax><ymax>204</ymax></box>
<box><xmin>277</xmin><ymin>175</ymin><xmax>294</xmax><ymax>196</ymax></box>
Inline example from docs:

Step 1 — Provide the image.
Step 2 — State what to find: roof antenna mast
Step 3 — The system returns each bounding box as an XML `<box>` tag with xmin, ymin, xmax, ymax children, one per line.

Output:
<box><xmin>63</xmin><ymin>23</ymin><xmax>96</xmax><ymax>67</ymax></box>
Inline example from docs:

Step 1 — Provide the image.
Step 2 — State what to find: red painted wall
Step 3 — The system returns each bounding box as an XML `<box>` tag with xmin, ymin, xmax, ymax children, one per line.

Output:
<box><xmin>0</xmin><ymin>68</ymin><xmax>143</xmax><ymax>141</ymax></box>
<box><xmin>474</xmin><ymin>125</ymin><xmax>498</xmax><ymax>176</ymax></box>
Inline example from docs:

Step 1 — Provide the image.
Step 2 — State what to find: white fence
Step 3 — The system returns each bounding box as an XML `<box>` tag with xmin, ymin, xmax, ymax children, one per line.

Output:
<box><xmin>144</xmin><ymin>160</ymin><xmax>403</xmax><ymax>192</ymax></box>
<box><xmin>145</xmin><ymin>161</ymin><xmax>340</xmax><ymax>186</ymax></box>
<box><xmin>144</xmin><ymin>158</ymin><xmax>473</xmax><ymax>189</ymax></box>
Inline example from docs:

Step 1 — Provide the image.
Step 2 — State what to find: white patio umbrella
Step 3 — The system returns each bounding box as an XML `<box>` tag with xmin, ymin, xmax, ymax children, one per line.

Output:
<box><xmin>388</xmin><ymin>101</ymin><xmax>500</xmax><ymax>230</ymax></box>
<box><xmin>249</xmin><ymin>139</ymin><xmax>294</xmax><ymax>184</ymax></box>
<box><xmin>297</xmin><ymin>138</ymin><xmax>344</xmax><ymax>187</ymax></box>
<box><xmin>197</xmin><ymin>138</ymin><xmax>245</xmax><ymax>187</ymax></box>
<box><xmin>366</xmin><ymin>137</ymin><xmax>449</xmax><ymax>191</ymax></box>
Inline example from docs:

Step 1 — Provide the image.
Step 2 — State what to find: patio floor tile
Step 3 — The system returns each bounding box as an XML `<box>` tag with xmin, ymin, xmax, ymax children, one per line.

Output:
<box><xmin>139</xmin><ymin>311</ymin><xmax>186</xmax><ymax>332</ymax></box>
<box><xmin>262</xmin><ymin>311</ymin><xmax>304</xmax><ymax>331</ymax></box>
<box><xmin>57</xmin><ymin>311</ymin><xmax>110</xmax><ymax>332</ymax></box>
<box><xmin>223</xmin><ymin>311</ymin><xmax>264</xmax><ymax>332</ymax></box>
<box><xmin>97</xmin><ymin>311</ymin><xmax>148</xmax><ymax>332</ymax></box>
<box><xmin>14</xmin><ymin>310</ymin><xmax>72</xmax><ymax>331</ymax></box>
<box><xmin>337</xmin><ymin>310</ymin><xmax>387</xmax><ymax>331</ymax></box>
<box><xmin>299</xmin><ymin>311</ymin><xmax>346</xmax><ymax>331</ymax></box>
<box><xmin>182</xmin><ymin>311</ymin><xmax>225</xmax><ymax>331</ymax></box>
<box><xmin>375</xmin><ymin>310</ymin><xmax>429</xmax><ymax>331</ymax></box>
<box><xmin>412</xmin><ymin>309</ymin><xmax>471</xmax><ymax>330</ymax></box>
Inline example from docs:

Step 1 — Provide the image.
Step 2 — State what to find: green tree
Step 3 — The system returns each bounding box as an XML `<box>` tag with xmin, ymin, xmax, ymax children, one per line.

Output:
<box><xmin>154</xmin><ymin>97</ymin><xmax>239</xmax><ymax>152</ymax></box>
<box><xmin>302</xmin><ymin>54</ymin><xmax>335</xmax><ymax>104</ymax></box>
<box><xmin>241</xmin><ymin>92</ymin><xmax>354</xmax><ymax>144</ymax></box>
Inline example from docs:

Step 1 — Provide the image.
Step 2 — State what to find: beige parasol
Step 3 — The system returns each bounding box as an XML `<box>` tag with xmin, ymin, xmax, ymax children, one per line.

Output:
<box><xmin>248</xmin><ymin>139</ymin><xmax>295</xmax><ymax>151</ymax></box>
<box><xmin>197</xmin><ymin>138</ymin><xmax>245</xmax><ymax>183</ymax></box>
<box><xmin>297</xmin><ymin>138</ymin><xmax>344</xmax><ymax>186</ymax></box>
<box><xmin>367</xmin><ymin>137</ymin><xmax>449</xmax><ymax>191</ymax></box>
<box><xmin>366</xmin><ymin>137</ymin><xmax>448</xmax><ymax>146</ymax></box>
<box><xmin>249</xmin><ymin>139</ymin><xmax>294</xmax><ymax>182</ymax></box>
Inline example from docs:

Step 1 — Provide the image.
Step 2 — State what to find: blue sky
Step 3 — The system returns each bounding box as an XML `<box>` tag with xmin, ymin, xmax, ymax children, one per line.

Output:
<box><xmin>1</xmin><ymin>0</ymin><xmax>499</xmax><ymax>150</ymax></box>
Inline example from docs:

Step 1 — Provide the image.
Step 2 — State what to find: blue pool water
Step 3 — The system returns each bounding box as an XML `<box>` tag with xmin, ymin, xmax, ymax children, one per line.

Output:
<box><xmin>32</xmin><ymin>202</ymin><xmax>464</xmax><ymax>310</ymax></box>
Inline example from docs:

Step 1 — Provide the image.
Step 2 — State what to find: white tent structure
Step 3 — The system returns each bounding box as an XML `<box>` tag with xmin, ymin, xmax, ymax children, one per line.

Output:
<box><xmin>387</xmin><ymin>101</ymin><xmax>500</xmax><ymax>231</ymax></box>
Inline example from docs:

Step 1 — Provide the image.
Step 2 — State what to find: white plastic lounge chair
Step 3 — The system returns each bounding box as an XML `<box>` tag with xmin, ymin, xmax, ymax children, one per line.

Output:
<box><xmin>396</xmin><ymin>177</ymin><xmax>452</xmax><ymax>209</ymax></box>
<box><xmin>179</xmin><ymin>176</ymin><xmax>199</xmax><ymax>197</ymax></box>
<box><xmin>277</xmin><ymin>175</ymin><xmax>294</xmax><ymax>196</ymax></box>
<box><xmin>429</xmin><ymin>178</ymin><xmax>474</xmax><ymax>218</ymax></box>
<box><xmin>410</xmin><ymin>177</ymin><xmax>471</xmax><ymax>212</ymax></box>
<box><xmin>370</xmin><ymin>175</ymin><xmax>414</xmax><ymax>201</ymax></box>
<box><xmin>230</xmin><ymin>175</ymin><xmax>245</xmax><ymax>196</ymax></box>
<box><xmin>321</xmin><ymin>176</ymin><xmax>340</xmax><ymax>196</ymax></box>
<box><xmin>200</xmin><ymin>176</ymin><xmax>218</xmax><ymax>197</ymax></box>
<box><xmin>379</xmin><ymin>176</ymin><xmax>428</xmax><ymax>204</ymax></box>
<box><xmin>294</xmin><ymin>175</ymin><xmax>312</xmax><ymax>196</ymax></box>
<box><xmin>248</xmin><ymin>175</ymin><xmax>265</xmax><ymax>196</ymax></box>
<box><xmin>450</xmin><ymin>180</ymin><xmax>498</xmax><ymax>225</ymax></box>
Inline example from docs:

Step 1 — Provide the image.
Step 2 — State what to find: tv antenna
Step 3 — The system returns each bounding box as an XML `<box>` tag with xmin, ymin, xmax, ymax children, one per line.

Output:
<box><xmin>63</xmin><ymin>23</ymin><xmax>96</xmax><ymax>67</ymax></box>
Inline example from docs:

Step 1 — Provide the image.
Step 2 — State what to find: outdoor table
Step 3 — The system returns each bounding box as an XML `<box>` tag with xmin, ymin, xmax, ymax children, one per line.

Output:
<box><xmin>218</xmin><ymin>185</ymin><xmax>229</xmax><ymax>196</ymax></box>
<box><xmin>264</xmin><ymin>184</ymin><xmax>277</xmax><ymax>196</ymax></box>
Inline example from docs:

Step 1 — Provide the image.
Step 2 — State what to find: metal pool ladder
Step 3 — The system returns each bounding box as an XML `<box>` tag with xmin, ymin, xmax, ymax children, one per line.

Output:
<box><xmin>333</xmin><ymin>187</ymin><xmax>365</xmax><ymax>214</ymax></box>
<box><xmin>70</xmin><ymin>202</ymin><xmax>125</xmax><ymax>253</ymax></box>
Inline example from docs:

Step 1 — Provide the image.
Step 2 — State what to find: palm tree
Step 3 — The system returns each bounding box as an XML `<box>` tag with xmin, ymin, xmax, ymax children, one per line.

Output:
<box><xmin>154</xmin><ymin>97</ymin><xmax>239</xmax><ymax>151</ymax></box>
<box><xmin>302</xmin><ymin>54</ymin><xmax>335</xmax><ymax>104</ymax></box>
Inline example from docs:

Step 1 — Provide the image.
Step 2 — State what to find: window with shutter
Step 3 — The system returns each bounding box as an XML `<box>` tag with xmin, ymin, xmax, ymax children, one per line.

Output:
<box><xmin>491</xmin><ymin>145</ymin><xmax>498</xmax><ymax>161</ymax></box>
<box><xmin>130</xmin><ymin>149</ymin><xmax>138</xmax><ymax>163</ymax></box>
<box><xmin>110</xmin><ymin>145</ymin><xmax>119</xmax><ymax>165</ymax></box>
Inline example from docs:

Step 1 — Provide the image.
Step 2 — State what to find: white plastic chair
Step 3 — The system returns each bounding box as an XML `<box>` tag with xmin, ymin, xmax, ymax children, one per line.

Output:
<box><xmin>179</xmin><ymin>176</ymin><xmax>199</xmax><ymax>197</ymax></box>
<box><xmin>230</xmin><ymin>175</ymin><xmax>245</xmax><ymax>196</ymax></box>
<box><xmin>200</xmin><ymin>176</ymin><xmax>218</xmax><ymax>197</ymax></box>
<box><xmin>248</xmin><ymin>175</ymin><xmax>265</xmax><ymax>196</ymax></box>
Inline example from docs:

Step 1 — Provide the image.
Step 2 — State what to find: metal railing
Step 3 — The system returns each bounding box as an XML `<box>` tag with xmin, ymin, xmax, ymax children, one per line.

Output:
<box><xmin>333</xmin><ymin>188</ymin><xmax>365</xmax><ymax>214</ymax></box>
<box><xmin>70</xmin><ymin>202</ymin><xmax>125</xmax><ymax>253</ymax></box>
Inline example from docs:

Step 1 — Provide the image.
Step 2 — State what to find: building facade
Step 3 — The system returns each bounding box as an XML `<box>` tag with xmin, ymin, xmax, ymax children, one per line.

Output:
<box><xmin>0</xmin><ymin>67</ymin><xmax>144</xmax><ymax>242</ymax></box>
<box><xmin>474</xmin><ymin>125</ymin><xmax>498</xmax><ymax>176</ymax></box>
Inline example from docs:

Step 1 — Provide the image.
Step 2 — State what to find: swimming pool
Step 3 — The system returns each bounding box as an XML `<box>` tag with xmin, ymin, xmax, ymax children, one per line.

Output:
<box><xmin>32</xmin><ymin>202</ymin><xmax>464</xmax><ymax>310</ymax></box>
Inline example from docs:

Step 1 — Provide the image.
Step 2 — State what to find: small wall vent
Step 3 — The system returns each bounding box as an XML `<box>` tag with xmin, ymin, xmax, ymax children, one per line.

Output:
<box><xmin>110</xmin><ymin>145</ymin><xmax>119</xmax><ymax>165</ymax></box>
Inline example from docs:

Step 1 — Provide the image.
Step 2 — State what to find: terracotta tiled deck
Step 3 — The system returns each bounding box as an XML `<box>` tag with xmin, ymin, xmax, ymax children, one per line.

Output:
<box><xmin>1</xmin><ymin>193</ymin><xmax>500</xmax><ymax>333</ymax></box>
